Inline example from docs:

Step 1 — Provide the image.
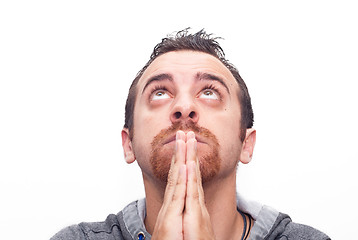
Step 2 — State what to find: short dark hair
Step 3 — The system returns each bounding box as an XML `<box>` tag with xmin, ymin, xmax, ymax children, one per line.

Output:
<box><xmin>124</xmin><ymin>28</ymin><xmax>254</xmax><ymax>142</ymax></box>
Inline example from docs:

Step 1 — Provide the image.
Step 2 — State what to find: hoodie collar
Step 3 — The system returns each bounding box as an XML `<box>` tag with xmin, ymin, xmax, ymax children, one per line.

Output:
<box><xmin>236</xmin><ymin>194</ymin><xmax>279</xmax><ymax>239</ymax></box>
<box><xmin>121</xmin><ymin>194</ymin><xmax>279</xmax><ymax>240</ymax></box>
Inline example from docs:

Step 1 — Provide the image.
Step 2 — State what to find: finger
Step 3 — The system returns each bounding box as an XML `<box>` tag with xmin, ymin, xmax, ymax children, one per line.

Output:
<box><xmin>195</xmin><ymin>155</ymin><xmax>206</xmax><ymax>207</ymax></box>
<box><xmin>185</xmin><ymin>158</ymin><xmax>200</xmax><ymax>213</ymax></box>
<box><xmin>186</xmin><ymin>131</ymin><xmax>195</xmax><ymax>142</ymax></box>
<box><xmin>163</xmin><ymin>131</ymin><xmax>186</xmax><ymax>203</ymax></box>
<box><xmin>176</xmin><ymin>130</ymin><xmax>186</xmax><ymax>143</ymax></box>
<box><xmin>186</xmin><ymin>132</ymin><xmax>197</xmax><ymax>164</ymax></box>
<box><xmin>186</xmin><ymin>133</ymin><xmax>205</xmax><ymax>207</ymax></box>
<box><xmin>168</xmin><ymin>164</ymin><xmax>187</xmax><ymax>215</ymax></box>
<box><xmin>174</xmin><ymin>130</ymin><xmax>186</xmax><ymax>165</ymax></box>
<box><xmin>153</xmin><ymin>165</ymin><xmax>186</xmax><ymax>240</ymax></box>
<box><xmin>185</xmin><ymin>133</ymin><xmax>202</xmax><ymax>210</ymax></box>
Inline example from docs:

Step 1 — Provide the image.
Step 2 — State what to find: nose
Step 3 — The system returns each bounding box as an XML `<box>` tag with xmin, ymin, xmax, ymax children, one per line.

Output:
<box><xmin>170</xmin><ymin>97</ymin><xmax>199</xmax><ymax>124</ymax></box>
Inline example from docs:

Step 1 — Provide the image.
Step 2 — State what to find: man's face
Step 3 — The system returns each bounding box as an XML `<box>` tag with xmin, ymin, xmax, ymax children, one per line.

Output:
<box><xmin>130</xmin><ymin>51</ymin><xmax>244</xmax><ymax>184</ymax></box>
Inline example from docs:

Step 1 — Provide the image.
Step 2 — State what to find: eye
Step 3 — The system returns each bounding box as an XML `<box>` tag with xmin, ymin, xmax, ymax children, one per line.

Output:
<box><xmin>151</xmin><ymin>90</ymin><xmax>170</xmax><ymax>100</ymax></box>
<box><xmin>199</xmin><ymin>89</ymin><xmax>219</xmax><ymax>100</ymax></box>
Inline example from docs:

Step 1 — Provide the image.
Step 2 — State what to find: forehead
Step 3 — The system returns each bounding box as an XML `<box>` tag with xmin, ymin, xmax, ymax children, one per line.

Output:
<box><xmin>137</xmin><ymin>50</ymin><xmax>238</xmax><ymax>90</ymax></box>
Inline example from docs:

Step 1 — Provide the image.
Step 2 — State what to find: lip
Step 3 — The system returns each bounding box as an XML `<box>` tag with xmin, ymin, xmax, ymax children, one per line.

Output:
<box><xmin>163</xmin><ymin>135</ymin><xmax>176</xmax><ymax>145</ymax></box>
<box><xmin>163</xmin><ymin>133</ymin><xmax>207</xmax><ymax>145</ymax></box>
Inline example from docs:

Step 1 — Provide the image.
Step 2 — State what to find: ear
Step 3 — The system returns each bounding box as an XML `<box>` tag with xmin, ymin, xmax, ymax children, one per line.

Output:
<box><xmin>121</xmin><ymin>128</ymin><xmax>136</xmax><ymax>164</ymax></box>
<box><xmin>239</xmin><ymin>129</ymin><xmax>256</xmax><ymax>164</ymax></box>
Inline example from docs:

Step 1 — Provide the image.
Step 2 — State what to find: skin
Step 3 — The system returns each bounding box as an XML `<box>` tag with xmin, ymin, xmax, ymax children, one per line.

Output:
<box><xmin>122</xmin><ymin>51</ymin><xmax>256</xmax><ymax>240</ymax></box>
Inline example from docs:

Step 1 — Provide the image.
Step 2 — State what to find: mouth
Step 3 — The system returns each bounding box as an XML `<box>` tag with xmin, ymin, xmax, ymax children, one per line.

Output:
<box><xmin>163</xmin><ymin>135</ymin><xmax>176</xmax><ymax>145</ymax></box>
<box><xmin>163</xmin><ymin>133</ymin><xmax>207</xmax><ymax>145</ymax></box>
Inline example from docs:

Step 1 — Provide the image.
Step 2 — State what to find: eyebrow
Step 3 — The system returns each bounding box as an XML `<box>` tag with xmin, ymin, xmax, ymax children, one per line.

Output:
<box><xmin>196</xmin><ymin>72</ymin><xmax>230</xmax><ymax>94</ymax></box>
<box><xmin>141</xmin><ymin>72</ymin><xmax>230</xmax><ymax>94</ymax></box>
<box><xmin>142</xmin><ymin>73</ymin><xmax>173</xmax><ymax>94</ymax></box>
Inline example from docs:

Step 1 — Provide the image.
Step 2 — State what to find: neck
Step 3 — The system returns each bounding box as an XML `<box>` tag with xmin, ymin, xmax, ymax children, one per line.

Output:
<box><xmin>143</xmin><ymin>172</ymin><xmax>246</xmax><ymax>240</ymax></box>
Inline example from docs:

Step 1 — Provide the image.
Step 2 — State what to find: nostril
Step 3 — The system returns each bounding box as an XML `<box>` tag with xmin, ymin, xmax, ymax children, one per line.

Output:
<box><xmin>174</xmin><ymin>112</ymin><xmax>182</xmax><ymax>119</ymax></box>
<box><xmin>189</xmin><ymin>111</ymin><xmax>196</xmax><ymax>119</ymax></box>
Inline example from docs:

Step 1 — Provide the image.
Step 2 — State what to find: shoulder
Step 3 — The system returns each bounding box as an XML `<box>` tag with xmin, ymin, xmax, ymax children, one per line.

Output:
<box><xmin>50</xmin><ymin>213</ymin><xmax>127</xmax><ymax>240</ymax></box>
<box><xmin>268</xmin><ymin>213</ymin><xmax>331</xmax><ymax>240</ymax></box>
<box><xmin>50</xmin><ymin>224</ymin><xmax>86</xmax><ymax>240</ymax></box>
<box><xmin>280</xmin><ymin>221</ymin><xmax>330</xmax><ymax>240</ymax></box>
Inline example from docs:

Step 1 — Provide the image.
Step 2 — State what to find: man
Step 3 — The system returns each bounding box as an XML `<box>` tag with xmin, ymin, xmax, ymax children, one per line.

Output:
<box><xmin>51</xmin><ymin>29</ymin><xmax>330</xmax><ymax>240</ymax></box>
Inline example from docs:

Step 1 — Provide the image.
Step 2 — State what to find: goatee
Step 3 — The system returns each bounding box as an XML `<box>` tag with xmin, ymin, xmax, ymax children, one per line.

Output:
<box><xmin>150</xmin><ymin>121</ymin><xmax>221</xmax><ymax>183</ymax></box>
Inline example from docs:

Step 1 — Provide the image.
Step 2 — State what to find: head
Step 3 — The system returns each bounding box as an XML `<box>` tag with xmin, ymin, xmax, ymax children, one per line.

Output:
<box><xmin>122</xmin><ymin>29</ymin><xmax>255</xmax><ymax>185</ymax></box>
<box><xmin>124</xmin><ymin>29</ymin><xmax>253</xmax><ymax>141</ymax></box>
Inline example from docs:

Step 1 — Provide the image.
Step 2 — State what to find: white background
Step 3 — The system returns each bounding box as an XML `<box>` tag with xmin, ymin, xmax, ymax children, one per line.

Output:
<box><xmin>1</xmin><ymin>1</ymin><xmax>357</xmax><ymax>239</ymax></box>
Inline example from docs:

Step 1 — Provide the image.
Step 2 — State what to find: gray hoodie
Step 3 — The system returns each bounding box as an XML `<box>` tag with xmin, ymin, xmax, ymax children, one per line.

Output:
<box><xmin>51</xmin><ymin>195</ymin><xmax>330</xmax><ymax>240</ymax></box>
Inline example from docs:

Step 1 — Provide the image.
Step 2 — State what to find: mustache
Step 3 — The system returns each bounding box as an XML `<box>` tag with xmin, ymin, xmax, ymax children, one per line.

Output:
<box><xmin>151</xmin><ymin>121</ymin><xmax>219</xmax><ymax>146</ymax></box>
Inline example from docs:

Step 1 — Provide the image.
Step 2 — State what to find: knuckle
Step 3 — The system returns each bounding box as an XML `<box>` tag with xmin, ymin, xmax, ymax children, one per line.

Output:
<box><xmin>190</xmin><ymin>191</ymin><xmax>199</xmax><ymax>200</ymax></box>
<box><xmin>172</xmin><ymin>191</ymin><xmax>182</xmax><ymax>202</ymax></box>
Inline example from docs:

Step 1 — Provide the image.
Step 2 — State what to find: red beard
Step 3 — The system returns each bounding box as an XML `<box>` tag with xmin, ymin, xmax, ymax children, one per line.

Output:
<box><xmin>150</xmin><ymin>121</ymin><xmax>221</xmax><ymax>183</ymax></box>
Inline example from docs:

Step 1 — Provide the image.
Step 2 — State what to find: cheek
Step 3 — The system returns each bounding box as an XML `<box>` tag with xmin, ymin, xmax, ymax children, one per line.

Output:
<box><xmin>219</xmin><ymin>131</ymin><xmax>242</xmax><ymax>160</ymax></box>
<box><xmin>134</xmin><ymin>111</ymin><xmax>167</xmax><ymax>140</ymax></box>
<box><xmin>210</xmin><ymin>114</ymin><xmax>242</xmax><ymax>162</ymax></box>
<box><xmin>134</xmin><ymin>100</ymin><xmax>171</xmax><ymax>128</ymax></box>
<box><xmin>132</xmin><ymin>108</ymin><xmax>169</xmax><ymax>157</ymax></box>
